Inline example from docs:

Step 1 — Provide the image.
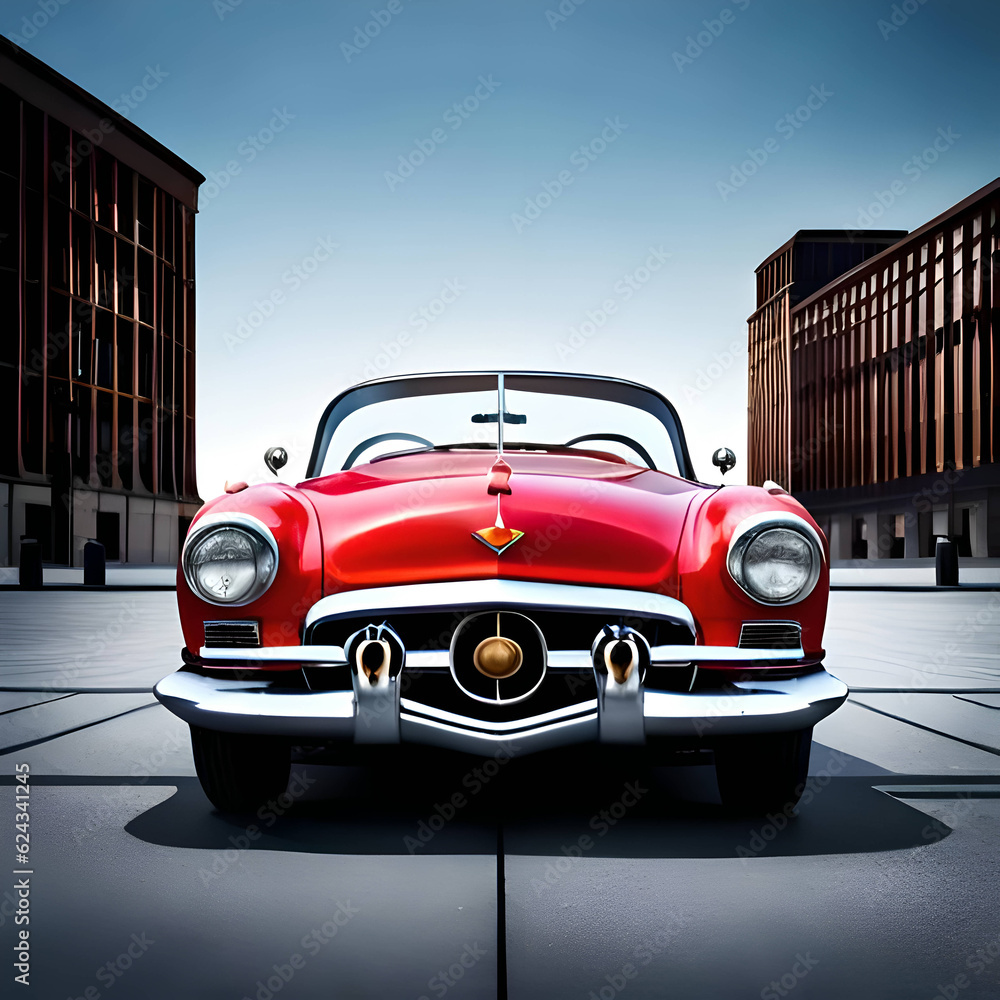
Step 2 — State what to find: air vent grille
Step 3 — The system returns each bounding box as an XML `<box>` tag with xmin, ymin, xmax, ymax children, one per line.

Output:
<box><xmin>204</xmin><ymin>620</ymin><xmax>261</xmax><ymax>648</ymax></box>
<box><xmin>737</xmin><ymin>622</ymin><xmax>801</xmax><ymax>650</ymax></box>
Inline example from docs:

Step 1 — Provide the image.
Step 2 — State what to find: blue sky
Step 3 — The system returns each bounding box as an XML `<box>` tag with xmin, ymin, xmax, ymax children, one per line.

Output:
<box><xmin>7</xmin><ymin>0</ymin><xmax>999</xmax><ymax>492</ymax></box>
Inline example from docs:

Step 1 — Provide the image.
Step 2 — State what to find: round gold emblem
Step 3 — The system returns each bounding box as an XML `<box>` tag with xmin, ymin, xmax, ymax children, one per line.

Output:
<box><xmin>473</xmin><ymin>636</ymin><xmax>523</xmax><ymax>679</ymax></box>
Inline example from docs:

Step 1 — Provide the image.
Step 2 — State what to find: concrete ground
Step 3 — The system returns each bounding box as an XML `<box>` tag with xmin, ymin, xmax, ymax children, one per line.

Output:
<box><xmin>1</xmin><ymin>588</ymin><xmax>998</xmax><ymax>998</ymax></box>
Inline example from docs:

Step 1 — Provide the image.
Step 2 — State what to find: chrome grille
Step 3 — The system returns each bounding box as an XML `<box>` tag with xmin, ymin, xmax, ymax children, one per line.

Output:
<box><xmin>203</xmin><ymin>620</ymin><xmax>261</xmax><ymax>648</ymax></box>
<box><xmin>307</xmin><ymin>608</ymin><xmax>694</xmax><ymax>653</ymax></box>
<box><xmin>738</xmin><ymin>622</ymin><xmax>801</xmax><ymax>650</ymax></box>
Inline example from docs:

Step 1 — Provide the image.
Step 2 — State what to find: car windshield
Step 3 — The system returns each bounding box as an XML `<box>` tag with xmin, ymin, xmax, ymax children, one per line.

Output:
<box><xmin>308</xmin><ymin>373</ymin><xmax>693</xmax><ymax>480</ymax></box>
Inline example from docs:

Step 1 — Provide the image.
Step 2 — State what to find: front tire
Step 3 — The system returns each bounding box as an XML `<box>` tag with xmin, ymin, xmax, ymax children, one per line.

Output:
<box><xmin>714</xmin><ymin>728</ymin><xmax>812</xmax><ymax>814</ymax></box>
<box><xmin>190</xmin><ymin>726</ymin><xmax>291</xmax><ymax>813</ymax></box>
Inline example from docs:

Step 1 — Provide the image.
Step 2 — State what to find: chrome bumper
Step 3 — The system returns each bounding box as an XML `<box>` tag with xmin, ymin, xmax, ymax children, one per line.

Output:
<box><xmin>153</xmin><ymin>666</ymin><xmax>848</xmax><ymax>755</ymax></box>
<box><xmin>158</xmin><ymin>579</ymin><xmax>847</xmax><ymax>754</ymax></box>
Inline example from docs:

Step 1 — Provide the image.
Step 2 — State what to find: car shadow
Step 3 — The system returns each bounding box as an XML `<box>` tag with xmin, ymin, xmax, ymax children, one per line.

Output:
<box><xmin>123</xmin><ymin>742</ymin><xmax>954</xmax><ymax>859</ymax></box>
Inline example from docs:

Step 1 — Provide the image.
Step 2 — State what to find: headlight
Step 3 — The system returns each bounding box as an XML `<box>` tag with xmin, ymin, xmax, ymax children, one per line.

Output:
<box><xmin>727</xmin><ymin>513</ymin><xmax>822</xmax><ymax>605</ymax></box>
<box><xmin>182</xmin><ymin>514</ymin><xmax>278</xmax><ymax>605</ymax></box>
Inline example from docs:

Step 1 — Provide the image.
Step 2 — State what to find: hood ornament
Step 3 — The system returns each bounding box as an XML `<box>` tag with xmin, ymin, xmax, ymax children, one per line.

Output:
<box><xmin>472</xmin><ymin>374</ymin><xmax>524</xmax><ymax>555</ymax></box>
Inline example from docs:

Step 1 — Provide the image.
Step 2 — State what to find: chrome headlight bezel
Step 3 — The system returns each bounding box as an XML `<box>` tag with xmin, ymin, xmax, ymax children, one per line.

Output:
<box><xmin>726</xmin><ymin>512</ymin><xmax>824</xmax><ymax>606</ymax></box>
<box><xmin>181</xmin><ymin>513</ymin><xmax>279</xmax><ymax>606</ymax></box>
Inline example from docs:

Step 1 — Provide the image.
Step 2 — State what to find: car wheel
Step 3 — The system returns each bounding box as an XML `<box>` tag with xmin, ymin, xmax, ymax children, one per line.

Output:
<box><xmin>190</xmin><ymin>726</ymin><xmax>291</xmax><ymax>813</ymax></box>
<box><xmin>714</xmin><ymin>728</ymin><xmax>812</xmax><ymax>814</ymax></box>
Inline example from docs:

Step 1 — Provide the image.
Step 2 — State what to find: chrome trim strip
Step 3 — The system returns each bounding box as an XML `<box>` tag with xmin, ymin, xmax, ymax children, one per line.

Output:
<box><xmin>400</xmin><ymin>712</ymin><xmax>597</xmax><ymax>743</ymax></box>
<box><xmin>305</xmin><ymin>580</ymin><xmax>696</xmax><ymax>634</ymax></box>
<box><xmin>399</xmin><ymin>697</ymin><xmax>596</xmax><ymax>732</ymax></box>
<box><xmin>400</xmin><ymin>712</ymin><xmax>600</xmax><ymax>755</ymax></box>
<box><xmin>547</xmin><ymin>650</ymin><xmax>592</xmax><ymax>668</ymax></box>
<box><xmin>200</xmin><ymin>641</ymin><xmax>811</xmax><ymax>667</ymax></box>
<box><xmin>405</xmin><ymin>651</ymin><xmax>449</xmax><ymax>668</ymax></box>
<box><xmin>366</xmin><ymin>650</ymin><xmax>609</xmax><ymax>670</ymax></box>
<box><xmin>649</xmin><ymin>644</ymin><xmax>805</xmax><ymax>663</ymax></box>
<box><xmin>198</xmin><ymin>644</ymin><xmax>347</xmax><ymax>663</ymax></box>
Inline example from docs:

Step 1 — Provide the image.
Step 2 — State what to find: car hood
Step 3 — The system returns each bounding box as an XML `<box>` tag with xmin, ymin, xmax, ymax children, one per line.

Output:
<box><xmin>297</xmin><ymin>449</ymin><xmax>711</xmax><ymax>597</ymax></box>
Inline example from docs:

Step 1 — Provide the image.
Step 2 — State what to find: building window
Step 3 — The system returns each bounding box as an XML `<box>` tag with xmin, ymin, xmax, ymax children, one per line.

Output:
<box><xmin>48</xmin><ymin>206</ymin><xmax>70</xmax><ymax>292</ymax></box>
<box><xmin>24</xmin><ymin>504</ymin><xmax>52</xmax><ymax>561</ymax></box>
<box><xmin>49</xmin><ymin>119</ymin><xmax>71</xmax><ymax>204</ymax></box>
<box><xmin>117</xmin><ymin>166</ymin><xmax>134</xmax><ymax>237</ymax></box>
<box><xmin>117</xmin><ymin>318</ymin><xmax>134</xmax><ymax>395</ymax></box>
<box><xmin>94</xmin><ymin>309</ymin><xmax>114</xmax><ymax>389</ymax></box>
<box><xmin>71</xmin><ymin>132</ymin><xmax>94</xmax><ymax>216</ymax></box>
<box><xmin>137</xmin><ymin>400</ymin><xmax>154</xmax><ymax>491</ymax></box>
<box><xmin>96</xmin><ymin>510</ymin><xmax>121</xmax><ymax>560</ymax></box>
<box><xmin>95</xmin><ymin>390</ymin><xmax>114</xmax><ymax>487</ymax></box>
<box><xmin>955</xmin><ymin>508</ymin><xmax>974</xmax><ymax>558</ymax></box>
<box><xmin>72</xmin><ymin>388</ymin><xmax>92</xmax><ymax>481</ymax></box>
<box><xmin>137</xmin><ymin>177</ymin><xmax>154</xmax><ymax>250</ymax></box>
<box><xmin>20</xmin><ymin>374</ymin><xmax>44</xmax><ymax>474</ymax></box>
<box><xmin>117</xmin><ymin>238</ymin><xmax>135</xmax><ymax>317</ymax></box>
<box><xmin>137</xmin><ymin>250</ymin><xmax>154</xmax><ymax>326</ymax></box>
<box><xmin>95</xmin><ymin>150</ymin><xmax>115</xmax><ymax>227</ymax></box>
<box><xmin>891</xmin><ymin>514</ymin><xmax>905</xmax><ymax>559</ymax></box>
<box><xmin>118</xmin><ymin>396</ymin><xmax>133</xmax><ymax>491</ymax></box>
<box><xmin>137</xmin><ymin>328</ymin><xmax>154</xmax><ymax>398</ymax></box>
<box><xmin>852</xmin><ymin>517</ymin><xmax>868</xmax><ymax>559</ymax></box>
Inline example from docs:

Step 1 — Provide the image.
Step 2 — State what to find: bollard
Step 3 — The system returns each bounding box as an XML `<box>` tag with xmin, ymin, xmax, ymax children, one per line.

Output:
<box><xmin>84</xmin><ymin>539</ymin><xmax>106</xmax><ymax>586</ymax></box>
<box><xmin>18</xmin><ymin>538</ymin><xmax>43</xmax><ymax>589</ymax></box>
<box><xmin>935</xmin><ymin>537</ymin><xmax>959</xmax><ymax>587</ymax></box>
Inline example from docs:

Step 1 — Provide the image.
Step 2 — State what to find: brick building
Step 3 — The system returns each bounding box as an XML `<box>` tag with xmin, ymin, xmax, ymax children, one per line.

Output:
<box><xmin>0</xmin><ymin>40</ymin><xmax>204</xmax><ymax>567</ymax></box>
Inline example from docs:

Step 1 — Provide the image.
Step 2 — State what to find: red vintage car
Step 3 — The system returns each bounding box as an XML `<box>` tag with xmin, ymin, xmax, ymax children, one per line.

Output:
<box><xmin>155</xmin><ymin>372</ymin><xmax>847</xmax><ymax>813</ymax></box>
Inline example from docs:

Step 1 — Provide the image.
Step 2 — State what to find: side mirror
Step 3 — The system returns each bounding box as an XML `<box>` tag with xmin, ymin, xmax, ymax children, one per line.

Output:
<box><xmin>712</xmin><ymin>447</ymin><xmax>736</xmax><ymax>476</ymax></box>
<box><xmin>264</xmin><ymin>446</ymin><xmax>288</xmax><ymax>476</ymax></box>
